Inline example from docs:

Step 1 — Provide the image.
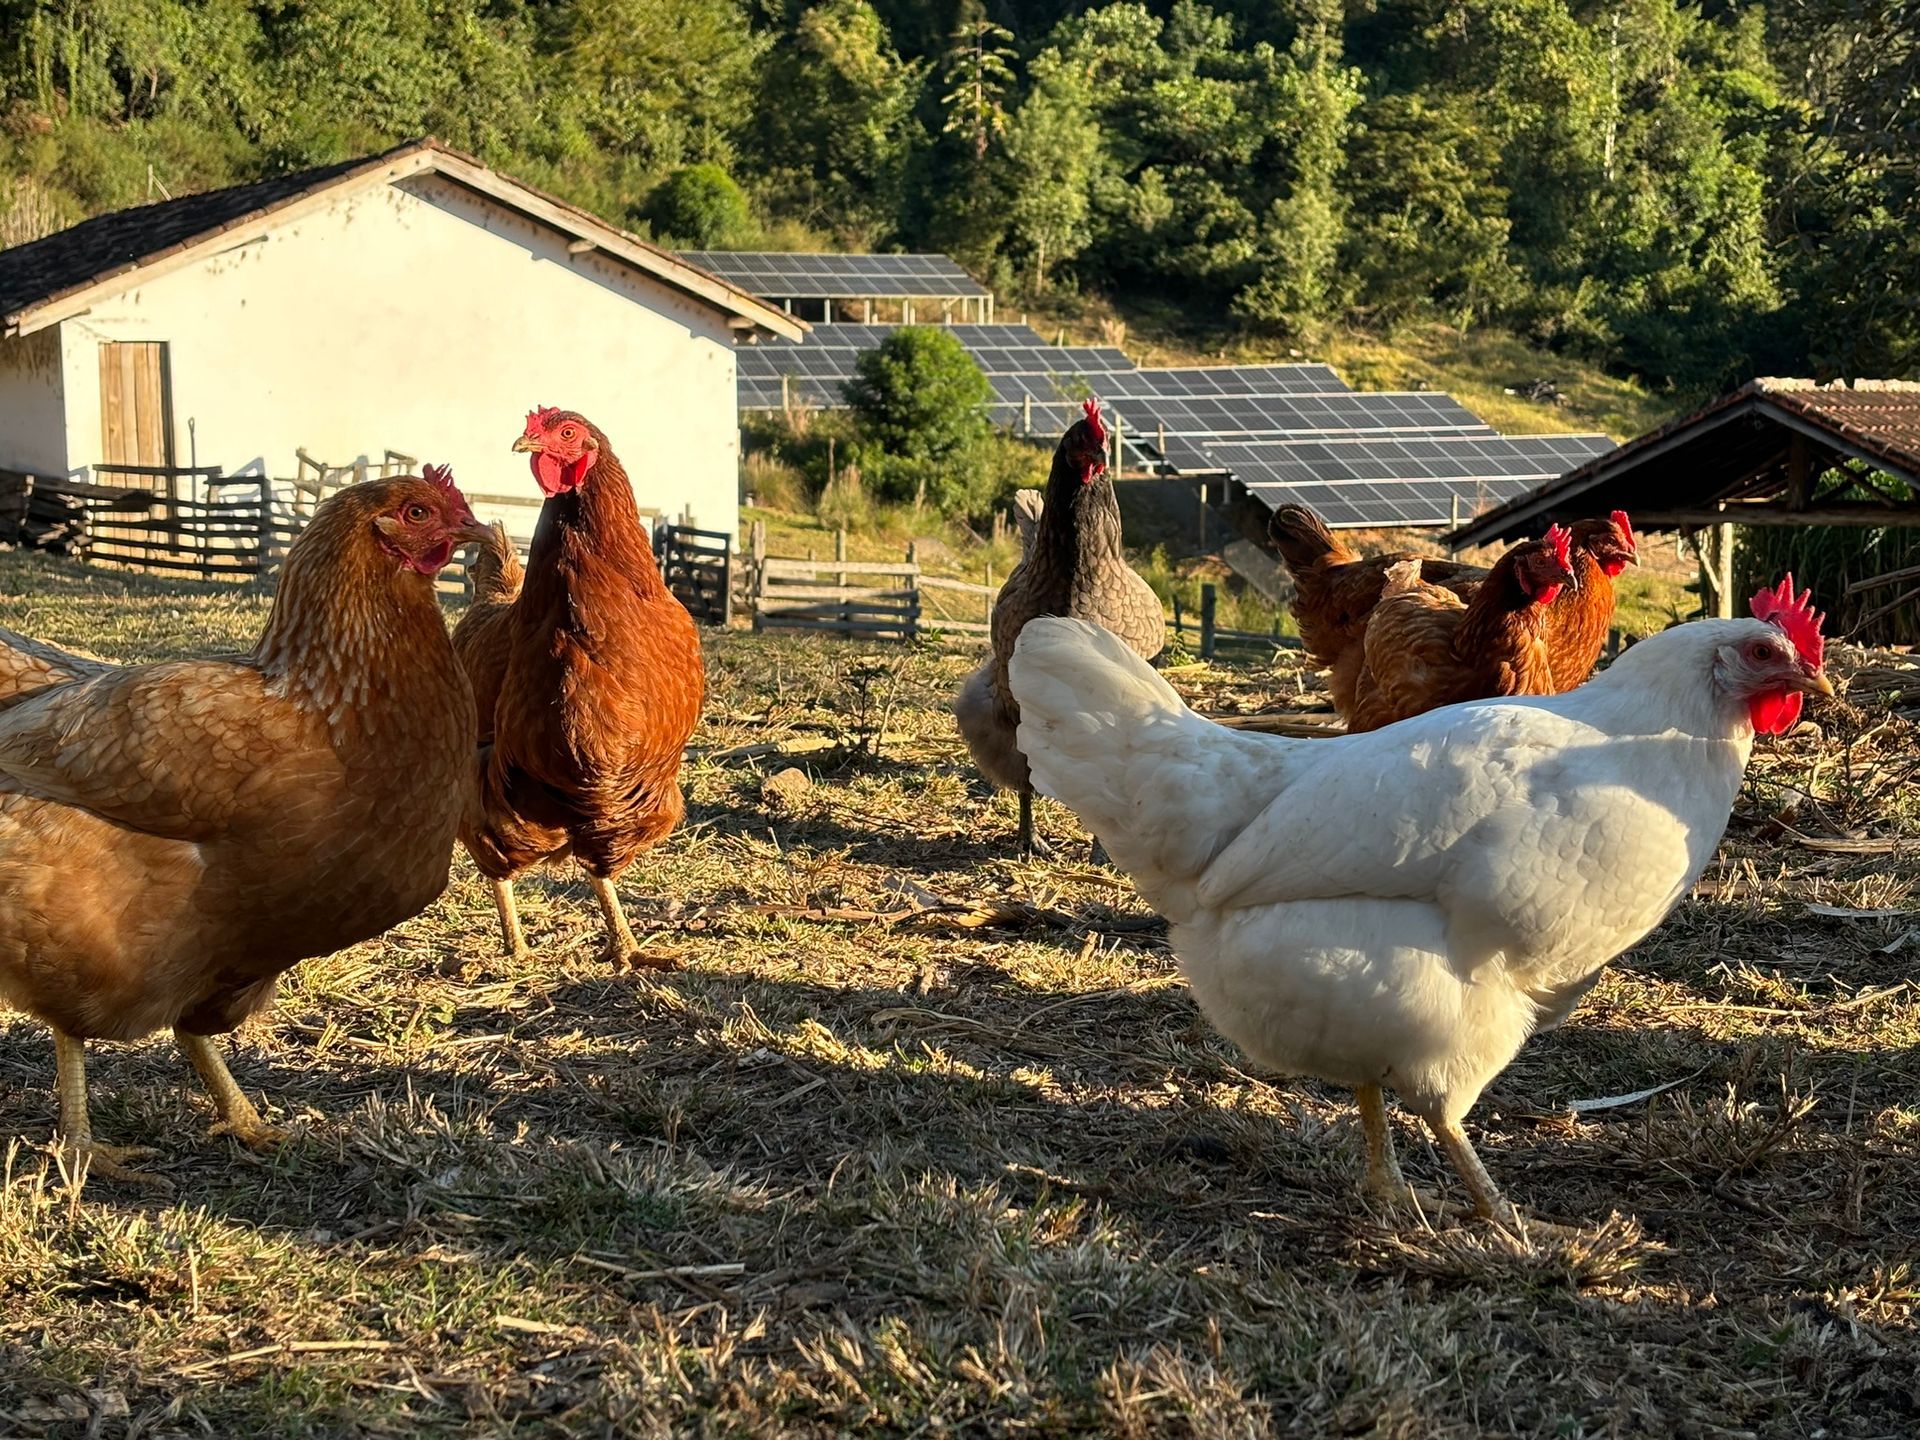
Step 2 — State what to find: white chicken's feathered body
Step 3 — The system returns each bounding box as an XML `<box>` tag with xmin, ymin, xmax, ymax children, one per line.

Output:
<box><xmin>1009</xmin><ymin>613</ymin><xmax>1828</xmax><ymax>1215</ymax></box>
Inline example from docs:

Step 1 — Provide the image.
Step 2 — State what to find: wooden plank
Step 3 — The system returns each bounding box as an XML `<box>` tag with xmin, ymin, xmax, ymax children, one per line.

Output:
<box><xmin>757</xmin><ymin>615</ymin><xmax>915</xmax><ymax>638</ymax></box>
<box><xmin>760</xmin><ymin>558</ymin><xmax>919</xmax><ymax>579</ymax></box>
<box><xmin>752</xmin><ymin>587</ymin><xmax>917</xmax><ymax>606</ymax></box>
<box><xmin>99</xmin><ymin>345</ymin><xmax>127</xmax><ymax>467</ymax></box>
<box><xmin>132</xmin><ymin>344</ymin><xmax>164</xmax><ymax>473</ymax></box>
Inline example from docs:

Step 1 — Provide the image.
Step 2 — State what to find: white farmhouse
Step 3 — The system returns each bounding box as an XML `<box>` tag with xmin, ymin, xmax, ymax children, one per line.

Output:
<box><xmin>0</xmin><ymin>138</ymin><xmax>800</xmax><ymax>542</ymax></box>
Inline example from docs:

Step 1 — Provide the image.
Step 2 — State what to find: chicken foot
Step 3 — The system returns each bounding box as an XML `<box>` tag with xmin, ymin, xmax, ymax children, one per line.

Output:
<box><xmin>51</xmin><ymin>1031</ymin><xmax>167</xmax><ymax>1187</ymax></box>
<box><xmin>178</xmin><ymin>1032</ymin><xmax>288</xmax><ymax>1151</ymax></box>
<box><xmin>1428</xmin><ymin>1117</ymin><xmax>1523</xmax><ymax>1228</ymax></box>
<box><xmin>588</xmin><ymin>873</ymin><xmax>675</xmax><ymax>971</ymax></box>
<box><xmin>490</xmin><ymin>878</ymin><xmax>533</xmax><ymax>963</ymax></box>
<box><xmin>1018</xmin><ymin>790</ymin><xmax>1054</xmax><ymax>860</ymax></box>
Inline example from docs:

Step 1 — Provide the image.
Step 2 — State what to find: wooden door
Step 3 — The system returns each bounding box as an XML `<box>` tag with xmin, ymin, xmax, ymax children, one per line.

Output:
<box><xmin>98</xmin><ymin>341</ymin><xmax>174</xmax><ymax>475</ymax></box>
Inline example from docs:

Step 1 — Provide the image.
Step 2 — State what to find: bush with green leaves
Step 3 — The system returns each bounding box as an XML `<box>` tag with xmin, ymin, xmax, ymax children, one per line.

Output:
<box><xmin>845</xmin><ymin>328</ymin><xmax>996</xmax><ymax>509</ymax></box>
<box><xmin>646</xmin><ymin>164</ymin><xmax>753</xmax><ymax>248</ymax></box>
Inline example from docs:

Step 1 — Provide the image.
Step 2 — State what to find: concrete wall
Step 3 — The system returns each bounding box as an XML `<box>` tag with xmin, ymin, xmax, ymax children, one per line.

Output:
<box><xmin>0</xmin><ymin>329</ymin><xmax>69</xmax><ymax>474</ymax></box>
<box><xmin>41</xmin><ymin>173</ymin><xmax>741</xmax><ymax>539</ymax></box>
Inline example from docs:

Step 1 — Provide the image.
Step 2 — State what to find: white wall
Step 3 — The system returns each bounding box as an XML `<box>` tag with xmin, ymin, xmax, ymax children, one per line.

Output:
<box><xmin>47</xmin><ymin>173</ymin><xmax>741</xmax><ymax>540</ymax></box>
<box><xmin>0</xmin><ymin>329</ymin><xmax>68</xmax><ymax>474</ymax></box>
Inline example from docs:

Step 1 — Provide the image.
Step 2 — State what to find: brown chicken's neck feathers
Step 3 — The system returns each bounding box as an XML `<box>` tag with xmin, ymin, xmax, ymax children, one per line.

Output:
<box><xmin>252</xmin><ymin>499</ymin><xmax>459</xmax><ymax>737</ymax></box>
<box><xmin>527</xmin><ymin>441</ymin><xmax>668</xmax><ymax>601</ymax></box>
<box><xmin>1029</xmin><ymin>447</ymin><xmax>1126</xmax><ymax>601</ymax></box>
<box><xmin>1455</xmin><ymin>548</ymin><xmax>1555</xmax><ymax>655</ymax></box>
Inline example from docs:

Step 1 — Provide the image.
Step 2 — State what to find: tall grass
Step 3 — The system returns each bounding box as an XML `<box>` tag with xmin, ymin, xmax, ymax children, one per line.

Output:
<box><xmin>1736</xmin><ymin>468</ymin><xmax>1920</xmax><ymax>645</ymax></box>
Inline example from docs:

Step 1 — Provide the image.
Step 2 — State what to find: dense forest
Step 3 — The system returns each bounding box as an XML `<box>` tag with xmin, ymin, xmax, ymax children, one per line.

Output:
<box><xmin>0</xmin><ymin>0</ymin><xmax>1912</xmax><ymax>394</ymax></box>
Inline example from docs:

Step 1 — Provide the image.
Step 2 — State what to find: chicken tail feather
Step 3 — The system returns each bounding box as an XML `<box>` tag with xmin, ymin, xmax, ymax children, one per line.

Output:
<box><xmin>467</xmin><ymin>521</ymin><xmax>525</xmax><ymax>603</ymax></box>
<box><xmin>1268</xmin><ymin>503</ymin><xmax>1357</xmax><ymax>575</ymax></box>
<box><xmin>1010</xmin><ymin>618</ymin><xmax>1285</xmax><ymax>913</ymax></box>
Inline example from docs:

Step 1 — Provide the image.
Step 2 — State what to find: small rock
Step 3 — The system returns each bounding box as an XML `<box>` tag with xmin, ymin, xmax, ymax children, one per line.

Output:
<box><xmin>760</xmin><ymin>766</ymin><xmax>813</xmax><ymax>812</ymax></box>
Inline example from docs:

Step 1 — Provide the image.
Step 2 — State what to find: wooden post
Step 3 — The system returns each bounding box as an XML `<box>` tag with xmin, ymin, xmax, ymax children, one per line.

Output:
<box><xmin>864</xmin><ymin>299</ymin><xmax>873</xmax><ymax>323</ymax></box>
<box><xmin>835</xmin><ymin>526</ymin><xmax>847</xmax><ymax>590</ymax></box>
<box><xmin>984</xmin><ymin>563</ymin><xmax>994</xmax><ymax>626</ymax></box>
<box><xmin>781</xmin><ymin>374</ymin><xmax>791</xmax><ymax>412</ymax></box>
<box><xmin>1197</xmin><ymin>479</ymin><xmax>1207</xmax><ymax>549</ymax></box>
<box><xmin>1715</xmin><ymin>521</ymin><xmax>1736</xmax><ymax>619</ymax></box>
<box><xmin>1200</xmin><ymin>584</ymin><xmax>1217</xmax><ymax>660</ymax></box>
<box><xmin>1172</xmin><ymin>593</ymin><xmax>1183</xmax><ymax>640</ymax></box>
<box><xmin>1023</xmin><ymin>393</ymin><xmax>1032</xmax><ymax>435</ymax></box>
<box><xmin>823</xmin><ymin>298</ymin><xmax>833</xmax><ymax>324</ymax></box>
<box><xmin>1112</xmin><ymin>411</ymin><xmax>1124</xmax><ymax>475</ymax></box>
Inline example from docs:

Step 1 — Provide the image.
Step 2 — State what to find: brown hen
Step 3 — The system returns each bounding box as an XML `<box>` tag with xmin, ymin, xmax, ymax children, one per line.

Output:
<box><xmin>954</xmin><ymin>400</ymin><xmax>1165</xmax><ymax>857</ymax></box>
<box><xmin>0</xmin><ymin>471</ymin><xmax>484</xmax><ymax>1184</ymax></box>
<box><xmin>454</xmin><ymin>408</ymin><xmax>703</xmax><ymax>967</ymax></box>
<box><xmin>1346</xmin><ymin>526</ymin><xmax>1578</xmax><ymax>733</ymax></box>
<box><xmin>1271</xmin><ymin>504</ymin><xmax>1636</xmax><ymax>719</ymax></box>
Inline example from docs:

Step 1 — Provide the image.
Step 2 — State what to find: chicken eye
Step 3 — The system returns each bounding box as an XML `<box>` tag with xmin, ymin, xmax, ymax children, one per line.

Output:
<box><xmin>560</xmin><ymin>425</ymin><xmax>577</xmax><ymax>440</ymax></box>
<box><xmin>1748</xmin><ymin>641</ymin><xmax>1773</xmax><ymax>661</ymax></box>
<box><xmin>405</xmin><ymin>503</ymin><xmax>431</xmax><ymax>524</ymax></box>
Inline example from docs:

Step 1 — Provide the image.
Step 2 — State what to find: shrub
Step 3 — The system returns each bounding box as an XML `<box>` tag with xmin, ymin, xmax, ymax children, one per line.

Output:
<box><xmin>646</xmin><ymin>163</ymin><xmax>752</xmax><ymax>248</ymax></box>
<box><xmin>844</xmin><ymin>328</ymin><xmax>992</xmax><ymax>500</ymax></box>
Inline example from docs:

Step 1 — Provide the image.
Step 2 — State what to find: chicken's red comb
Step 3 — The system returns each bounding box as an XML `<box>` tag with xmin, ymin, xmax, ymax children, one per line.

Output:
<box><xmin>1083</xmin><ymin>396</ymin><xmax>1107</xmax><ymax>446</ymax></box>
<box><xmin>523</xmin><ymin>406</ymin><xmax>562</xmax><ymax>436</ymax></box>
<box><xmin>1611</xmin><ymin>509</ymin><xmax>1637</xmax><ymax>554</ymax></box>
<box><xmin>1543</xmin><ymin>523</ymin><xmax>1573</xmax><ymax>568</ymax></box>
<box><xmin>420</xmin><ymin>462</ymin><xmax>473</xmax><ymax>517</ymax></box>
<box><xmin>1751</xmin><ymin>573</ymin><xmax>1825</xmax><ymax>667</ymax></box>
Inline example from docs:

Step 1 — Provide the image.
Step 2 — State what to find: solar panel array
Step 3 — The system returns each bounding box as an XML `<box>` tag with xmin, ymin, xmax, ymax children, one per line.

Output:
<box><xmin>735</xmin><ymin>317</ymin><xmax>1611</xmax><ymax>527</ymax></box>
<box><xmin>681</xmin><ymin>252</ymin><xmax>990</xmax><ymax>299</ymax></box>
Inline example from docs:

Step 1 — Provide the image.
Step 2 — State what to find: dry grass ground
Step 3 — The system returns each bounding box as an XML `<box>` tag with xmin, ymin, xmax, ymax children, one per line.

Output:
<box><xmin>0</xmin><ymin>550</ymin><xmax>1916</xmax><ymax>1438</ymax></box>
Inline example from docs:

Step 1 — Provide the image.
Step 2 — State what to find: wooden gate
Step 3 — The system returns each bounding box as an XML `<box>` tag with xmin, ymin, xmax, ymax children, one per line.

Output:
<box><xmin>657</xmin><ymin>523</ymin><xmax>733</xmax><ymax>625</ymax></box>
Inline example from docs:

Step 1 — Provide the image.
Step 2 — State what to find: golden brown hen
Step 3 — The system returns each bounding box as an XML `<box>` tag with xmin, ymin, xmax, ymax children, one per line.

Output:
<box><xmin>454</xmin><ymin>408</ymin><xmax>704</xmax><ymax>967</ymax></box>
<box><xmin>1346</xmin><ymin>526</ymin><xmax>1578</xmax><ymax>733</ymax></box>
<box><xmin>0</xmin><ymin>471</ymin><xmax>485</xmax><ymax>1184</ymax></box>
<box><xmin>1271</xmin><ymin>504</ymin><xmax>1636</xmax><ymax>718</ymax></box>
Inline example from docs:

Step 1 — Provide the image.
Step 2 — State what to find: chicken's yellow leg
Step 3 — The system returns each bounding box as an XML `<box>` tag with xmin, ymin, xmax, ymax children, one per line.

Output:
<box><xmin>1430</xmin><ymin>1118</ymin><xmax>1518</xmax><ymax>1226</ymax></box>
<box><xmin>51</xmin><ymin>1030</ymin><xmax>165</xmax><ymax>1187</ymax></box>
<box><xmin>177</xmin><ymin>1031</ymin><xmax>287</xmax><ymax>1151</ymax></box>
<box><xmin>587</xmin><ymin>873</ymin><xmax>672</xmax><ymax>971</ymax></box>
<box><xmin>1357</xmin><ymin>1084</ymin><xmax>1412</xmax><ymax>1207</ymax></box>
<box><xmin>491</xmin><ymin>877</ymin><xmax>532</xmax><ymax>962</ymax></box>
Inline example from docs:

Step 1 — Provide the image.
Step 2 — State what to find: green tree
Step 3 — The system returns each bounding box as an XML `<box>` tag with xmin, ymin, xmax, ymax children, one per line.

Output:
<box><xmin>999</xmin><ymin>58</ymin><xmax>1102</xmax><ymax>289</ymax></box>
<box><xmin>1234</xmin><ymin>10</ymin><xmax>1360</xmax><ymax>331</ymax></box>
<box><xmin>845</xmin><ymin>328</ymin><xmax>991</xmax><ymax>510</ymax></box>
<box><xmin>753</xmin><ymin>0</ymin><xmax>926</xmax><ymax>245</ymax></box>
<box><xmin>555</xmin><ymin>0</ymin><xmax>764</xmax><ymax>170</ymax></box>
<box><xmin>939</xmin><ymin>11</ymin><xmax>1016</xmax><ymax>164</ymax></box>
<box><xmin>647</xmin><ymin>163</ymin><xmax>753</xmax><ymax>247</ymax></box>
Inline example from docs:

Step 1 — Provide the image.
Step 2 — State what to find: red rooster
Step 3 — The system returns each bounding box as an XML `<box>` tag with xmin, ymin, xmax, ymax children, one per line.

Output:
<box><xmin>453</xmin><ymin>408</ymin><xmax>704</xmax><ymax>967</ymax></box>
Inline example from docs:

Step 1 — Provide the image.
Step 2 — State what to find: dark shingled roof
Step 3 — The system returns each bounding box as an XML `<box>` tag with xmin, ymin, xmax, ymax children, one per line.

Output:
<box><xmin>0</xmin><ymin>151</ymin><xmax>384</xmax><ymax>325</ymax></box>
<box><xmin>1446</xmin><ymin>378</ymin><xmax>1920</xmax><ymax>546</ymax></box>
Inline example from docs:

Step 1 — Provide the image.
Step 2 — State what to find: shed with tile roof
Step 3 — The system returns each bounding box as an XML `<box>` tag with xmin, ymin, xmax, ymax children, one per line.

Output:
<box><xmin>1445</xmin><ymin>379</ymin><xmax>1920</xmax><ymax>546</ymax></box>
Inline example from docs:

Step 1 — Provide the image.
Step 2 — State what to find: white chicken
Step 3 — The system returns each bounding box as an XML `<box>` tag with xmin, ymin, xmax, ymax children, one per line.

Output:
<box><xmin>1007</xmin><ymin>578</ymin><xmax>1832</xmax><ymax>1222</ymax></box>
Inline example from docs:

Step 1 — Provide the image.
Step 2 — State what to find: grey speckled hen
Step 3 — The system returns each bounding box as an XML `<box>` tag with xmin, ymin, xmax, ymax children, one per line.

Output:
<box><xmin>953</xmin><ymin>399</ymin><xmax>1166</xmax><ymax>858</ymax></box>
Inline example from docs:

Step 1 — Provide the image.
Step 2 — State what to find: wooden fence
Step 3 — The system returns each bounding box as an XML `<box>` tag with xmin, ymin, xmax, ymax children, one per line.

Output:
<box><xmin>0</xmin><ymin>465</ymin><xmax>302</xmax><ymax>580</ymax></box>
<box><xmin>1170</xmin><ymin>585</ymin><xmax>1301</xmax><ymax>662</ymax></box>
<box><xmin>742</xmin><ymin>522</ymin><xmax>1000</xmax><ymax>643</ymax></box>
<box><xmin>658</xmin><ymin>522</ymin><xmax>733</xmax><ymax>625</ymax></box>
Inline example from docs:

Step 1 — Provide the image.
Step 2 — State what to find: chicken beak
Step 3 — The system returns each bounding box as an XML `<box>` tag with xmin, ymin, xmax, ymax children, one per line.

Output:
<box><xmin>1799</xmin><ymin>666</ymin><xmax>1836</xmax><ymax>698</ymax></box>
<box><xmin>455</xmin><ymin>516</ymin><xmax>494</xmax><ymax>546</ymax></box>
<box><xmin>512</xmin><ymin>435</ymin><xmax>541</xmax><ymax>454</ymax></box>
